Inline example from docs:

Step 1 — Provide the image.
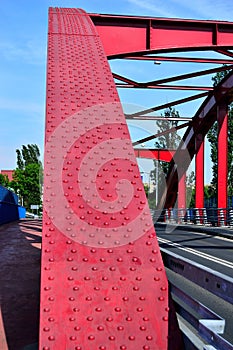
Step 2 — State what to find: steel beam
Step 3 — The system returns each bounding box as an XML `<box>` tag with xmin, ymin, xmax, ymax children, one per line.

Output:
<box><xmin>40</xmin><ymin>8</ymin><xmax>177</xmax><ymax>350</ymax></box>
<box><xmin>90</xmin><ymin>14</ymin><xmax>233</xmax><ymax>58</ymax></box>
<box><xmin>123</xmin><ymin>55</ymin><xmax>233</xmax><ymax>65</ymax></box>
<box><xmin>195</xmin><ymin>134</ymin><xmax>205</xmax><ymax>209</ymax></box>
<box><xmin>164</xmin><ymin>71</ymin><xmax>233</xmax><ymax>209</ymax></box>
<box><xmin>134</xmin><ymin>148</ymin><xmax>174</xmax><ymax>162</ymax></box>
<box><xmin>217</xmin><ymin>104</ymin><xmax>228</xmax><ymax>210</ymax></box>
<box><xmin>132</xmin><ymin>122</ymin><xmax>190</xmax><ymax>146</ymax></box>
<box><xmin>178</xmin><ymin>173</ymin><xmax>186</xmax><ymax>210</ymax></box>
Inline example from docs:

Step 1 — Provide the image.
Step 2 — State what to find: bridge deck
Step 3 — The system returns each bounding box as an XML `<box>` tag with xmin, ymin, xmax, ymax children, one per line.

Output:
<box><xmin>0</xmin><ymin>219</ymin><xmax>41</xmax><ymax>350</ymax></box>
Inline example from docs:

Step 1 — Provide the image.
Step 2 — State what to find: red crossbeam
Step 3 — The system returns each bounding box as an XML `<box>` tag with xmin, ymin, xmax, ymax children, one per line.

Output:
<box><xmin>90</xmin><ymin>14</ymin><xmax>233</xmax><ymax>58</ymax></box>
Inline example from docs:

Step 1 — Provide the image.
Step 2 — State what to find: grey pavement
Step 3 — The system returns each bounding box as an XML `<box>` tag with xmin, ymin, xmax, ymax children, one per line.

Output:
<box><xmin>155</xmin><ymin>221</ymin><xmax>233</xmax><ymax>240</ymax></box>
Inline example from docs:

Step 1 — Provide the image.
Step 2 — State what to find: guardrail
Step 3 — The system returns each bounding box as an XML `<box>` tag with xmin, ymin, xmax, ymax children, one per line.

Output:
<box><xmin>161</xmin><ymin>248</ymin><xmax>233</xmax><ymax>350</ymax></box>
<box><xmin>152</xmin><ymin>208</ymin><xmax>233</xmax><ymax>227</ymax></box>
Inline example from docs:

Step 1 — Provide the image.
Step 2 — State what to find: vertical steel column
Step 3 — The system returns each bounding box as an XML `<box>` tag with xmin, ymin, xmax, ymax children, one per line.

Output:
<box><xmin>195</xmin><ymin>134</ymin><xmax>204</xmax><ymax>209</ymax></box>
<box><xmin>217</xmin><ymin>103</ymin><xmax>228</xmax><ymax>210</ymax></box>
<box><xmin>39</xmin><ymin>8</ymin><xmax>184</xmax><ymax>350</ymax></box>
<box><xmin>178</xmin><ymin>172</ymin><xmax>186</xmax><ymax>209</ymax></box>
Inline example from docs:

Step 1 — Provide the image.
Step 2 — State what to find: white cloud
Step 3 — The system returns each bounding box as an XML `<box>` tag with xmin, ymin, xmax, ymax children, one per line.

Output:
<box><xmin>0</xmin><ymin>97</ymin><xmax>44</xmax><ymax>117</ymax></box>
<box><xmin>127</xmin><ymin>0</ymin><xmax>233</xmax><ymax>20</ymax></box>
<box><xmin>0</xmin><ymin>39</ymin><xmax>46</xmax><ymax>65</ymax></box>
<box><xmin>171</xmin><ymin>0</ymin><xmax>233</xmax><ymax>20</ymax></box>
<box><xmin>127</xmin><ymin>0</ymin><xmax>176</xmax><ymax>17</ymax></box>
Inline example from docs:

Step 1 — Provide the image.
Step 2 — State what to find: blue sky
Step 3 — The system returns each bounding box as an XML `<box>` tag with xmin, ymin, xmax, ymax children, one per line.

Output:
<box><xmin>1</xmin><ymin>0</ymin><xmax>233</xmax><ymax>184</ymax></box>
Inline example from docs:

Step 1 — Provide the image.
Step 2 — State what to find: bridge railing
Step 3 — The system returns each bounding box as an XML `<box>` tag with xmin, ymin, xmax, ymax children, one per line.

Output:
<box><xmin>152</xmin><ymin>208</ymin><xmax>233</xmax><ymax>227</ymax></box>
<box><xmin>161</xmin><ymin>248</ymin><xmax>233</xmax><ymax>350</ymax></box>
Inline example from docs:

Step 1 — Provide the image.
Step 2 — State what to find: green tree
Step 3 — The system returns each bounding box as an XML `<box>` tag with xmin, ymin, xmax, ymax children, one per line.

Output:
<box><xmin>186</xmin><ymin>170</ymin><xmax>195</xmax><ymax>208</ymax></box>
<box><xmin>10</xmin><ymin>144</ymin><xmax>43</xmax><ymax>211</ymax></box>
<box><xmin>0</xmin><ymin>173</ymin><xmax>9</xmax><ymax>187</ymax></box>
<box><xmin>150</xmin><ymin>107</ymin><xmax>181</xmax><ymax>207</ymax></box>
<box><xmin>207</xmin><ymin>66</ymin><xmax>233</xmax><ymax>196</ymax></box>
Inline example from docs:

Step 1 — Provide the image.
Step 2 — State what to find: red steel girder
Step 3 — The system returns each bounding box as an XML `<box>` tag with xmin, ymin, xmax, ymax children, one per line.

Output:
<box><xmin>116</xmin><ymin>83</ymin><xmax>213</xmax><ymax>91</ymax></box>
<box><xmin>90</xmin><ymin>14</ymin><xmax>233</xmax><ymax>58</ymax></box>
<box><xmin>217</xmin><ymin>104</ymin><xmax>228</xmax><ymax>209</ymax></box>
<box><xmin>114</xmin><ymin>66</ymin><xmax>233</xmax><ymax>92</ymax></box>
<box><xmin>195</xmin><ymin>135</ymin><xmax>205</xmax><ymax>209</ymax></box>
<box><xmin>123</xmin><ymin>55</ymin><xmax>233</xmax><ymax>64</ymax></box>
<box><xmin>126</xmin><ymin>115</ymin><xmax>192</xmax><ymax>121</ymax></box>
<box><xmin>133</xmin><ymin>122</ymin><xmax>190</xmax><ymax>147</ymax></box>
<box><xmin>40</xmin><ymin>7</ymin><xmax>181</xmax><ymax>350</ymax></box>
<box><xmin>134</xmin><ymin>148</ymin><xmax>175</xmax><ymax>162</ymax></box>
<box><xmin>140</xmin><ymin>65</ymin><xmax>233</xmax><ymax>86</ymax></box>
<box><xmin>127</xmin><ymin>93</ymin><xmax>208</xmax><ymax>118</ymax></box>
<box><xmin>216</xmin><ymin>49</ymin><xmax>233</xmax><ymax>58</ymax></box>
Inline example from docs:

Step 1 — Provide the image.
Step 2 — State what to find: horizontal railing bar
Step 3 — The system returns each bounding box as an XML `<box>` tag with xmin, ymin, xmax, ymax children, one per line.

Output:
<box><xmin>161</xmin><ymin>248</ymin><xmax>233</xmax><ymax>304</ymax></box>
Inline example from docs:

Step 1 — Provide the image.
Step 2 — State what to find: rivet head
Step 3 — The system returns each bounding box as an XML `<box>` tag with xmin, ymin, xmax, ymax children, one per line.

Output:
<box><xmin>129</xmin><ymin>335</ymin><xmax>135</xmax><ymax>341</ymax></box>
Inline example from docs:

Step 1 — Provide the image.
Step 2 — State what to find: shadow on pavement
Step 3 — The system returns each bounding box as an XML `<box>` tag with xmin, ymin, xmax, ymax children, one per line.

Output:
<box><xmin>0</xmin><ymin>219</ymin><xmax>42</xmax><ymax>350</ymax></box>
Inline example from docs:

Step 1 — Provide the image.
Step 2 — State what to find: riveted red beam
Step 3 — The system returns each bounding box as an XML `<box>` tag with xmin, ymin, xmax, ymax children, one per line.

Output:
<box><xmin>40</xmin><ymin>7</ymin><xmax>179</xmax><ymax>350</ymax></box>
<box><xmin>90</xmin><ymin>14</ymin><xmax>233</xmax><ymax>58</ymax></box>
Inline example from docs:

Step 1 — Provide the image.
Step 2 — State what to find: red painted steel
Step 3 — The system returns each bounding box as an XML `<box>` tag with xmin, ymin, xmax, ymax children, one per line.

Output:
<box><xmin>217</xmin><ymin>104</ymin><xmax>228</xmax><ymax>210</ymax></box>
<box><xmin>134</xmin><ymin>149</ymin><xmax>186</xmax><ymax>209</ymax></box>
<box><xmin>124</xmin><ymin>55</ymin><xmax>233</xmax><ymax>64</ymax></box>
<box><xmin>134</xmin><ymin>149</ymin><xmax>174</xmax><ymax>162</ymax></box>
<box><xmin>164</xmin><ymin>72</ymin><xmax>233</xmax><ymax>209</ymax></box>
<box><xmin>178</xmin><ymin>174</ymin><xmax>186</xmax><ymax>210</ymax></box>
<box><xmin>40</xmin><ymin>8</ymin><xmax>176</xmax><ymax>350</ymax></box>
<box><xmin>89</xmin><ymin>13</ymin><xmax>233</xmax><ymax>212</ymax></box>
<box><xmin>90</xmin><ymin>14</ymin><xmax>233</xmax><ymax>58</ymax></box>
<box><xmin>195</xmin><ymin>135</ymin><xmax>204</xmax><ymax>209</ymax></box>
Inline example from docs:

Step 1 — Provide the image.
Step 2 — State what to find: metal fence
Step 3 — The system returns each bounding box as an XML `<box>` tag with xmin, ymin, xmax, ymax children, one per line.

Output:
<box><xmin>153</xmin><ymin>208</ymin><xmax>233</xmax><ymax>227</ymax></box>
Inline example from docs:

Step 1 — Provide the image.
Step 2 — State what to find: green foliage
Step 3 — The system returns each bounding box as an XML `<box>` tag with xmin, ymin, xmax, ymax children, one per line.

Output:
<box><xmin>207</xmin><ymin>65</ymin><xmax>233</xmax><ymax>196</ymax></box>
<box><xmin>186</xmin><ymin>170</ymin><xmax>195</xmax><ymax>208</ymax></box>
<box><xmin>150</xmin><ymin>107</ymin><xmax>182</xmax><ymax>207</ymax></box>
<box><xmin>0</xmin><ymin>173</ymin><xmax>9</xmax><ymax>187</ymax></box>
<box><xmin>10</xmin><ymin>144</ymin><xmax>43</xmax><ymax>211</ymax></box>
<box><xmin>143</xmin><ymin>183</ymin><xmax>149</xmax><ymax>198</ymax></box>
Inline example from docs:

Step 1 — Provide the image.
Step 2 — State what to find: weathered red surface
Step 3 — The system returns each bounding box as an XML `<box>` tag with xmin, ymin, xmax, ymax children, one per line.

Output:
<box><xmin>0</xmin><ymin>219</ymin><xmax>41</xmax><ymax>350</ymax></box>
<box><xmin>40</xmin><ymin>7</ymin><xmax>171</xmax><ymax>350</ymax></box>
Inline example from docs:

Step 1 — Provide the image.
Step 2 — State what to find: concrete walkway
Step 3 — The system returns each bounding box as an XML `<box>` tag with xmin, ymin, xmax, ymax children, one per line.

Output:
<box><xmin>0</xmin><ymin>219</ymin><xmax>42</xmax><ymax>350</ymax></box>
<box><xmin>0</xmin><ymin>219</ymin><xmax>231</xmax><ymax>349</ymax></box>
